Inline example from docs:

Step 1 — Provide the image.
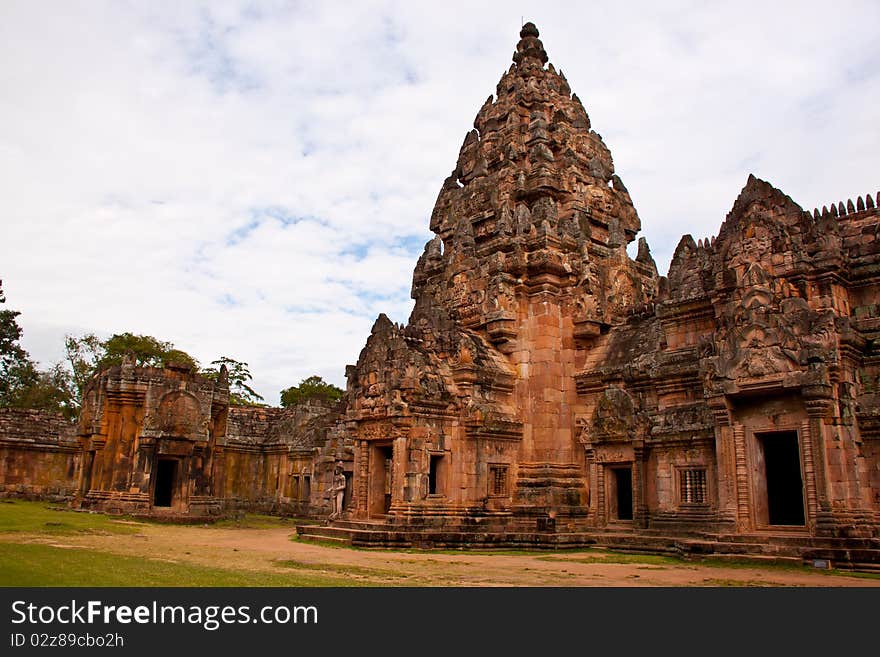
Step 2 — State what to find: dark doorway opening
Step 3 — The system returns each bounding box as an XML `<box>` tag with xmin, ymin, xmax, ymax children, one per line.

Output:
<box><xmin>369</xmin><ymin>443</ymin><xmax>394</xmax><ymax>517</ymax></box>
<box><xmin>429</xmin><ymin>455</ymin><xmax>442</xmax><ymax>495</ymax></box>
<box><xmin>614</xmin><ymin>467</ymin><xmax>633</xmax><ymax>521</ymax></box>
<box><xmin>153</xmin><ymin>459</ymin><xmax>176</xmax><ymax>507</ymax></box>
<box><xmin>759</xmin><ymin>432</ymin><xmax>805</xmax><ymax>526</ymax></box>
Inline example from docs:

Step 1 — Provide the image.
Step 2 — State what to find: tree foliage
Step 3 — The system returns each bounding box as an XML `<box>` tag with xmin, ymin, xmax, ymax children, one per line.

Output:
<box><xmin>201</xmin><ymin>356</ymin><xmax>265</xmax><ymax>406</ymax></box>
<box><xmin>280</xmin><ymin>375</ymin><xmax>343</xmax><ymax>407</ymax></box>
<box><xmin>5</xmin><ymin>281</ymin><xmax>267</xmax><ymax>418</ymax></box>
<box><xmin>0</xmin><ymin>282</ymin><xmax>31</xmax><ymax>399</ymax></box>
<box><xmin>0</xmin><ymin>282</ymin><xmax>77</xmax><ymax>419</ymax></box>
<box><xmin>65</xmin><ymin>332</ymin><xmax>199</xmax><ymax>397</ymax></box>
<box><xmin>7</xmin><ymin>364</ymin><xmax>78</xmax><ymax>419</ymax></box>
<box><xmin>99</xmin><ymin>333</ymin><xmax>198</xmax><ymax>370</ymax></box>
<box><xmin>63</xmin><ymin>333</ymin><xmax>103</xmax><ymax>399</ymax></box>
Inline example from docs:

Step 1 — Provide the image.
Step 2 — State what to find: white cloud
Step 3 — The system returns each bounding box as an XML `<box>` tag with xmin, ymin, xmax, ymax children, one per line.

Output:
<box><xmin>1</xmin><ymin>0</ymin><xmax>878</xmax><ymax>402</ymax></box>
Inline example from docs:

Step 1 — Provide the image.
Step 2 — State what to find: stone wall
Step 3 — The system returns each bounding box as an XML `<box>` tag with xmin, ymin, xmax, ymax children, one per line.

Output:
<box><xmin>0</xmin><ymin>408</ymin><xmax>79</xmax><ymax>501</ymax></box>
<box><xmin>221</xmin><ymin>402</ymin><xmax>341</xmax><ymax>514</ymax></box>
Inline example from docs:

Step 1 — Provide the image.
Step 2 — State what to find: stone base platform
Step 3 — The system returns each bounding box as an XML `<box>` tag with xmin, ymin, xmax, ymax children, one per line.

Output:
<box><xmin>295</xmin><ymin>520</ymin><xmax>880</xmax><ymax>570</ymax></box>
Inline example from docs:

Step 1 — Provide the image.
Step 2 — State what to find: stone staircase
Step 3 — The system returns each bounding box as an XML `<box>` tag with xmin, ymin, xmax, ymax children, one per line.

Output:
<box><xmin>295</xmin><ymin>519</ymin><xmax>880</xmax><ymax>569</ymax></box>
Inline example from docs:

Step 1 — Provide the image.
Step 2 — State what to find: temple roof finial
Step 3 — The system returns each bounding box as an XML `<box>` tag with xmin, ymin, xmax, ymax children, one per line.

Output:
<box><xmin>520</xmin><ymin>22</ymin><xmax>539</xmax><ymax>39</ymax></box>
<box><xmin>513</xmin><ymin>21</ymin><xmax>548</xmax><ymax>67</ymax></box>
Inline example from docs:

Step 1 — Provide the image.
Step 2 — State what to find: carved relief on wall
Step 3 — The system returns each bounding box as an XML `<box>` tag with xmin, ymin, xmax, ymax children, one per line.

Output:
<box><xmin>592</xmin><ymin>387</ymin><xmax>636</xmax><ymax>441</ymax></box>
<box><xmin>357</xmin><ymin>422</ymin><xmax>394</xmax><ymax>441</ymax></box>
<box><xmin>156</xmin><ymin>391</ymin><xmax>202</xmax><ymax>439</ymax></box>
<box><xmin>607</xmin><ymin>271</ymin><xmax>637</xmax><ymax>320</ymax></box>
<box><xmin>575</xmin><ymin>415</ymin><xmax>590</xmax><ymax>445</ymax></box>
<box><xmin>705</xmin><ymin>244</ymin><xmax>839</xmax><ymax>393</ymax></box>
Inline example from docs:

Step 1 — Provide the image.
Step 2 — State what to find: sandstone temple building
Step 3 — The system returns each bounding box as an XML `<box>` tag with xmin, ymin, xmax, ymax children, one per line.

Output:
<box><xmin>1</xmin><ymin>24</ymin><xmax>878</xmax><ymax>564</ymax></box>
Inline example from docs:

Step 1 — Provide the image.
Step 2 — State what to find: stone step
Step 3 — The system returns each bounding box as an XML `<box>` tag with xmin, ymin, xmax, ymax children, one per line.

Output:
<box><xmin>331</xmin><ymin>519</ymin><xmax>394</xmax><ymax>530</ymax></box>
<box><xmin>836</xmin><ymin>562</ymin><xmax>880</xmax><ymax>573</ymax></box>
<box><xmin>714</xmin><ymin>533</ymin><xmax>880</xmax><ymax>549</ymax></box>
<box><xmin>293</xmin><ymin>523</ymin><xmax>880</xmax><ymax>567</ymax></box>
<box><xmin>295</xmin><ymin>525</ymin><xmax>356</xmax><ymax>541</ymax></box>
<box><xmin>296</xmin><ymin>532</ymin><xmax>351</xmax><ymax>546</ymax></box>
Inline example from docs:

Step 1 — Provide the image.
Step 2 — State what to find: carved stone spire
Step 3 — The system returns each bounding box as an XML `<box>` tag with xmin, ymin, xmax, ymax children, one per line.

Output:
<box><xmin>421</xmin><ymin>23</ymin><xmax>654</xmax><ymax>333</ymax></box>
<box><xmin>513</xmin><ymin>22</ymin><xmax>548</xmax><ymax>68</ymax></box>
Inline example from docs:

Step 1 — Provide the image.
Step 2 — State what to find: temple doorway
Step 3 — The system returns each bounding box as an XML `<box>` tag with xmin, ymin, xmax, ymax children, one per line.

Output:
<box><xmin>153</xmin><ymin>459</ymin><xmax>177</xmax><ymax>508</ymax></box>
<box><xmin>757</xmin><ymin>431</ymin><xmax>805</xmax><ymax>526</ymax></box>
<box><xmin>609</xmin><ymin>466</ymin><xmax>633</xmax><ymax>521</ymax></box>
<box><xmin>369</xmin><ymin>444</ymin><xmax>394</xmax><ymax>517</ymax></box>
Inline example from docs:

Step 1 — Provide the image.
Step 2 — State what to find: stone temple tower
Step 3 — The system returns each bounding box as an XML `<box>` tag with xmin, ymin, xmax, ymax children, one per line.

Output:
<box><xmin>341</xmin><ymin>23</ymin><xmax>658</xmax><ymax>527</ymax></box>
<box><xmin>333</xmin><ymin>22</ymin><xmax>879</xmax><ymax>556</ymax></box>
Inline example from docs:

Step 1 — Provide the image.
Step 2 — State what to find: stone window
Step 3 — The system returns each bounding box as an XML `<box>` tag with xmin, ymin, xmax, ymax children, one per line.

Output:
<box><xmin>291</xmin><ymin>475</ymin><xmax>300</xmax><ymax>500</ymax></box>
<box><xmin>489</xmin><ymin>465</ymin><xmax>508</xmax><ymax>497</ymax></box>
<box><xmin>679</xmin><ymin>468</ymin><xmax>707</xmax><ymax>505</ymax></box>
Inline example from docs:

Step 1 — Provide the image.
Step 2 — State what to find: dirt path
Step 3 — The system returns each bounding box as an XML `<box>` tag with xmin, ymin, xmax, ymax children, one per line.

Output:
<box><xmin>5</xmin><ymin>521</ymin><xmax>878</xmax><ymax>587</ymax></box>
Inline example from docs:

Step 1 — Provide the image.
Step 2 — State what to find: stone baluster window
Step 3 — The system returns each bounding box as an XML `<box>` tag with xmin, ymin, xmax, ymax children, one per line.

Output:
<box><xmin>489</xmin><ymin>465</ymin><xmax>509</xmax><ymax>497</ymax></box>
<box><xmin>679</xmin><ymin>468</ymin><xmax>707</xmax><ymax>505</ymax></box>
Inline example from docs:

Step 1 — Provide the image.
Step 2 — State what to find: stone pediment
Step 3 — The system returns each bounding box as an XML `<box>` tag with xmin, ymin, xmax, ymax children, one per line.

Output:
<box><xmin>142</xmin><ymin>390</ymin><xmax>206</xmax><ymax>441</ymax></box>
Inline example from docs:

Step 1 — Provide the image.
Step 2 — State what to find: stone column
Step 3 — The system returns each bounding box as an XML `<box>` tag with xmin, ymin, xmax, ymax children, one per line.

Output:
<box><xmin>799</xmin><ymin>419</ymin><xmax>819</xmax><ymax>532</ymax></box>
<box><xmin>583</xmin><ymin>443</ymin><xmax>597</xmax><ymax>523</ymax></box>
<box><xmin>355</xmin><ymin>439</ymin><xmax>369</xmax><ymax>517</ymax></box>
<box><xmin>708</xmin><ymin>398</ymin><xmax>736</xmax><ymax>528</ymax></box>
<box><xmin>732</xmin><ymin>423</ymin><xmax>751</xmax><ymax>531</ymax></box>
<box><xmin>804</xmin><ymin>390</ymin><xmax>834</xmax><ymax>534</ymax></box>
<box><xmin>391</xmin><ymin>436</ymin><xmax>407</xmax><ymax>512</ymax></box>
<box><xmin>633</xmin><ymin>440</ymin><xmax>648</xmax><ymax>528</ymax></box>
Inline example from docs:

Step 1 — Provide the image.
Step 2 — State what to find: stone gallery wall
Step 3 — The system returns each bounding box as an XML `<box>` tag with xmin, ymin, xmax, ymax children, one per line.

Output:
<box><xmin>0</xmin><ymin>408</ymin><xmax>79</xmax><ymax>501</ymax></box>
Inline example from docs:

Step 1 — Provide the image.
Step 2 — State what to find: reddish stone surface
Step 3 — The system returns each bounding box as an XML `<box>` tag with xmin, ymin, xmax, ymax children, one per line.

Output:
<box><xmin>0</xmin><ymin>408</ymin><xmax>78</xmax><ymax>501</ymax></box>
<box><xmin>330</xmin><ymin>24</ymin><xmax>880</xmax><ymax>553</ymax></box>
<box><xmin>2</xmin><ymin>23</ymin><xmax>878</xmax><ymax>561</ymax></box>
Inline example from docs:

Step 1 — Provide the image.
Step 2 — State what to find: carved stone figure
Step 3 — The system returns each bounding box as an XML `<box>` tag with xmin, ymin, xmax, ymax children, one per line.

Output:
<box><xmin>328</xmin><ymin>463</ymin><xmax>347</xmax><ymax>521</ymax></box>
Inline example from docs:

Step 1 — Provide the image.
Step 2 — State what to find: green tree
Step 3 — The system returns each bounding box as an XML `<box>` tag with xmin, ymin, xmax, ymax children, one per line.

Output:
<box><xmin>0</xmin><ymin>281</ymin><xmax>77</xmax><ymax>419</ymax></box>
<box><xmin>280</xmin><ymin>375</ymin><xmax>343</xmax><ymax>407</ymax></box>
<box><xmin>7</xmin><ymin>364</ymin><xmax>78</xmax><ymax>420</ymax></box>
<box><xmin>64</xmin><ymin>333</ymin><xmax>103</xmax><ymax>399</ymax></box>
<box><xmin>65</xmin><ymin>332</ymin><xmax>199</xmax><ymax>398</ymax></box>
<box><xmin>201</xmin><ymin>356</ymin><xmax>265</xmax><ymax>406</ymax></box>
<box><xmin>99</xmin><ymin>333</ymin><xmax>198</xmax><ymax>370</ymax></box>
<box><xmin>0</xmin><ymin>281</ymin><xmax>32</xmax><ymax>403</ymax></box>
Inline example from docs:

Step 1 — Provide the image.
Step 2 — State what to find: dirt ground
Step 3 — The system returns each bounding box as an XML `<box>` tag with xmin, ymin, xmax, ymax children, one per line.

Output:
<box><xmin>7</xmin><ymin>521</ymin><xmax>879</xmax><ymax>587</ymax></box>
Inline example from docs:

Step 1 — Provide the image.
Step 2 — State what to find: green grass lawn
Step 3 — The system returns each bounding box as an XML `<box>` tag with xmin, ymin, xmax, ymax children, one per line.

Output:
<box><xmin>0</xmin><ymin>543</ymin><xmax>362</xmax><ymax>586</ymax></box>
<box><xmin>0</xmin><ymin>499</ymin><xmax>143</xmax><ymax>535</ymax></box>
<box><xmin>0</xmin><ymin>500</ymin><xmax>361</xmax><ymax>586</ymax></box>
<box><xmin>1</xmin><ymin>500</ymin><xmax>875</xmax><ymax>586</ymax></box>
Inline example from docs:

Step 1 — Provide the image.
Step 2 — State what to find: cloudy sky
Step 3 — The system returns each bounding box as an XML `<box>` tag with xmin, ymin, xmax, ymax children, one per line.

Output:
<box><xmin>1</xmin><ymin>1</ymin><xmax>878</xmax><ymax>403</ymax></box>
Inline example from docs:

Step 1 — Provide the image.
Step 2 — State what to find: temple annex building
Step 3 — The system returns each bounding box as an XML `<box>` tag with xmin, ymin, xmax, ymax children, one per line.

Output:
<box><xmin>2</xmin><ymin>24</ymin><xmax>879</xmax><ymax>566</ymax></box>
